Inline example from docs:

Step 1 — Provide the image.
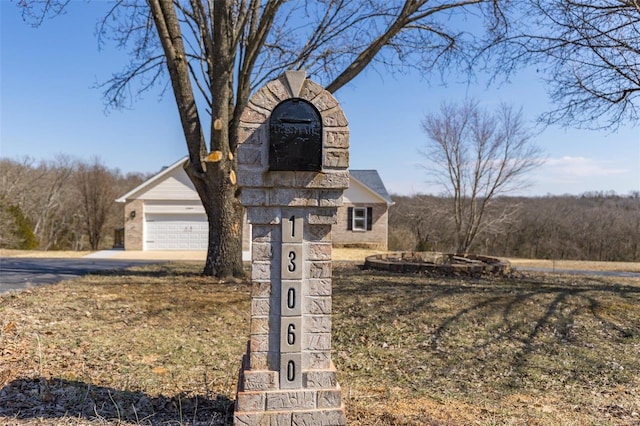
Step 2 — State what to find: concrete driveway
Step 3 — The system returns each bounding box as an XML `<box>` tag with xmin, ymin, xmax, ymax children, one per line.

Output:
<box><xmin>0</xmin><ymin>257</ymin><xmax>162</xmax><ymax>294</ymax></box>
<box><xmin>85</xmin><ymin>249</ymin><xmax>207</xmax><ymax>261</ymax></box>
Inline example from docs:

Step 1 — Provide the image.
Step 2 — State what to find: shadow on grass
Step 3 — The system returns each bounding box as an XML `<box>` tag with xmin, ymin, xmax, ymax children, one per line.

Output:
<box><xmin>0</xmin><ymin>377</ymin><xmax>234</xmax><ymax>425</ymax></box>
<box><xmin>93</xmin><ymin>263</ymin><xmax>210</xmax><ymax>279</ymax></box>
<box><xmin>332</xmin><ymin>266</ymin><xmax>640</xmax><ymax>400</ymax></box>
<box><xmin>92</xmin><ymin>262</ymin><xmax>252</xmax><ymax>282</ymax></box>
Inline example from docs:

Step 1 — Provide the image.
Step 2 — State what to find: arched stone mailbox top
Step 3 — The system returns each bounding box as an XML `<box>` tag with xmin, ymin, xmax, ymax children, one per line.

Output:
<box><xmin>237</xmin><ymin>71</ymin><xmax>350</xmax><ymax>204</ymax></box>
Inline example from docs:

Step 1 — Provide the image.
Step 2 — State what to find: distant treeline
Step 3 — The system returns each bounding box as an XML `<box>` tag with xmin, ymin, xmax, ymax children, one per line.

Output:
<box><xmin>0</xmin><ymin>157</ymin><xmax>148</xmax><ymax>251</ymax></box>
<box><xmin>3</xmin><ymin>154</ymin><xmax>639</xmax><ymax>262</ymax></box>
<box><xmin>389</xmin><ymin>192</ymin><xmax>640</xmax><ymax>262</ymax></box>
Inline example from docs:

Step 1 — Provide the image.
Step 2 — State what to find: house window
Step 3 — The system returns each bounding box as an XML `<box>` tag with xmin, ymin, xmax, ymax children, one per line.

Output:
<box><xmin>347</xmin><ymin>207</ymin><xmax>373</xmax><ymax>231</ymax></box>
<box><xmin>353</xmin><ymin>208</ymin><xmax>367</xmax><ymax>231</ymax></box>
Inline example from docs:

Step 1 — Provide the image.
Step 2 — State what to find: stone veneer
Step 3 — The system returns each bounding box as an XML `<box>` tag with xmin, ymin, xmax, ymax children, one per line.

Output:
<box><xmin>333</xmin><ymin>203</ymin><xmax>389</xmax><ymax>250</ymax></box>
<box><xmin>234</xmin><ymin>71</ymin><xmax>348</xmax><ymax>426</ymax></box>
<box><xmin>124</xmin><ymin>199</ymin><xmax>143</xmax><ymax>250</ymax></box>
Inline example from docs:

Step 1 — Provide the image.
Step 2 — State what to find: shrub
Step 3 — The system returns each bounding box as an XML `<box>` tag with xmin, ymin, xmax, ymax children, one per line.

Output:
<box><xmin>0</xmin><ymin>203</ymin><xmax>38</xmax><ymax>249</ymax></box>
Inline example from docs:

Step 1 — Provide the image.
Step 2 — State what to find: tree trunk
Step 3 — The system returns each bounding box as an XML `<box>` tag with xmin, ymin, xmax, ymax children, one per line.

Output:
<box><xmin>149</xmin><ymin>0</ymin><xmax>244</xmax><ymax>277</ymax></box>
<box><xmin>187</xmin><ymin>164</ymin><xmax>244</xmax><ymax>278</ymax></box>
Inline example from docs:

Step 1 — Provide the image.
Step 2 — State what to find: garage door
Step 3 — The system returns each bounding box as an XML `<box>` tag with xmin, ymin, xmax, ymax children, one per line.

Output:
<box><xmin>145</xmin><ymin>214</ymin><xmax>208</xmax><ymax>250</ymax></box>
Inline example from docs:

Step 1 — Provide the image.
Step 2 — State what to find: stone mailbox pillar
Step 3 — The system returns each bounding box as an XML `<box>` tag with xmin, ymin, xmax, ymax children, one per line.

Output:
<box><xmin>234</xmin><ymin>70</ymin><xmax>348</xmax><ymax>426</ymax></box>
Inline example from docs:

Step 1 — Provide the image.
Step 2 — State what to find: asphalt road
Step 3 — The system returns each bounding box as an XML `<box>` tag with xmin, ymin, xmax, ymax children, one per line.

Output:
<box><xmin>0</xmin><ymin>257</ymin><xmax>162</xmax><ymax>294</ymax></box>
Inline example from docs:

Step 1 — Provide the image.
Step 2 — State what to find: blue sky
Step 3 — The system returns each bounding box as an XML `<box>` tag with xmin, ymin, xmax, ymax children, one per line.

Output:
<box><xmin>1</xmin><ymin>2</ymin><xmax>638</xmax><ymax>196</ymax></box>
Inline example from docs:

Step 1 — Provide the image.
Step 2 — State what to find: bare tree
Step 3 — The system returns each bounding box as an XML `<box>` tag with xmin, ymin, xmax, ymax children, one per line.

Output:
<box><xmin>389</xmin><ymin>194</ymin><xmax>452</xmax><ymax>251</ymax></box>
<box><xmin>32</xmin><ymin>156</ymin><xmax>77</xmax><ymax>249</ymax></box>
<box><xmin>1</xmin><ymin>156</ymin><xmax>148</xmax><ymax>251</ymax></box>
<box><xmin>0</xmin><ymin>156</ymin><xmax>77</xmax><ymax>249</ymax></box>
<box><xmin>75</xmin><ymin>158</ymin><xmax>120</xmax><ymax>250</ymax></box>
<box><xmin>494</xmin><ymin>1</ymin><xmax>640</xmax><ymax>129</ymax></box>
<box><xmin>389</xmin><ymin>192</ymin><xmax>640</xmax><ymax>261</ymax></box>
<box><xmin>18</xmin><ymin>0</ymin><xmax>510</xmax><ymax>277</ymax></box>
<box><xmin>421</xmin><ymin>100</ymin><xmax>542</xmax><ymax>253</ymax></box>
<box><xmin>0</xmin><ymin>157</ymin><xmax>40</xmax><ymax>203</ymax></box>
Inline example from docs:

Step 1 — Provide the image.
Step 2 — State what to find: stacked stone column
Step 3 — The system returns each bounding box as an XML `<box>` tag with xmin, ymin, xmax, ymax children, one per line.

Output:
<box><xmin>234</xmin><ymin>71</ymin><xmax>348</xmax><ymax>425</ymax></box>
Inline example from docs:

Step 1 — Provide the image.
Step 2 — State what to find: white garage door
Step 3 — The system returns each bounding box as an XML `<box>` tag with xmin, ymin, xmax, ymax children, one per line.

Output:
<box><xmin>145</xmin><ymin>214</ymin><xmax>208</xmax><ymax>250</ymax></box>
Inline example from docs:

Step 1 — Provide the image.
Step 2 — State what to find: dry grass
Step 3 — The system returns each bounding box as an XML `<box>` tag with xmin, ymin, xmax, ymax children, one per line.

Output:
<box><xmin>0</xmin><ymin>263</ymin><xmax>246</xmax><ymax>425</ymax></box>
<box><xmin>333</xmin><ymin>248</ymin><xmax>386</xmax><ymax>262</ymax></box>
<box><xmin>1</xmin><ymin>263</ymin><xmax>639</xmax><ymax>425</ymax></box>
<box><xmin>507</xmin><ymin>258</ymin><xmax>640</xmax><ymax>273</ymax></box>
<box><xmin>336</xmin><ymin>249</ymin><xmax>640</xmax><ymax>273</ymax></box>
<box><xmin>334</xmin><ymin>267</ymin><xmax>640</xmax><ymax>425</ymax></box>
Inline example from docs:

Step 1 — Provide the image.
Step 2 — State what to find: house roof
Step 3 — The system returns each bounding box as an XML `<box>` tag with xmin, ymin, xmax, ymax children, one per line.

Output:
<box><xmin>349</xmin><ymin>170</ymin><xmax>394</xmax><ymax>205</ymax></box>
<box><xmin>116</xmin><ymin>157</ymin><xmax>393</xmax><ymax>205</ymax></box>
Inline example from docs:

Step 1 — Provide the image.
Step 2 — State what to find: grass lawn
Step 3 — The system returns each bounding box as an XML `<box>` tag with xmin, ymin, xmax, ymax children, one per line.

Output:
<box><xmin>1</xmin><ymin>262</ymin><xmax>639</xmax><ymax>425</ymax></box>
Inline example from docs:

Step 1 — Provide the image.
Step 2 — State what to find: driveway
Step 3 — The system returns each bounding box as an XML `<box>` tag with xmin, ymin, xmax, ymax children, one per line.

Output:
<box><xmin>0</xmin><ymin>257</ymin><xmax>162</xmax><ymax>294</ymax></box>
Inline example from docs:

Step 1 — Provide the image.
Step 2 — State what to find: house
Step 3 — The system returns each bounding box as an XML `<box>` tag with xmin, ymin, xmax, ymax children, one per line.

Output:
<box><xmin>334</xmin><ymin>169</ymin><xmax>394</xmax><ymax>249</ymax></box>
<box><xmin>116</xmin><ymin>158</ymin><xmax>393</xmax><ymax>256</ymax></box>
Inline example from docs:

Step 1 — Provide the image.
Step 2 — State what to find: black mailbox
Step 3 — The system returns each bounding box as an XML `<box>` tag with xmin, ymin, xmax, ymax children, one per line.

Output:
<box><xmin>269</xmin><ymin>98</ymin><xmax>322</xmax><ymax>171</ymax></box>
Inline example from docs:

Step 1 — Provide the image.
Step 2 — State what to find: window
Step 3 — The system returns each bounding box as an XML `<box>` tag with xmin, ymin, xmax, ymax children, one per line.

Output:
<box><xmin>352</xmin><ymin>207</ymin><xmax>367</xmax><ymax>231</ymax></box>
<box><xmin>347</xmin><ymin>207</ymin><xmax>373</xmax><ymax>231</ymax></box>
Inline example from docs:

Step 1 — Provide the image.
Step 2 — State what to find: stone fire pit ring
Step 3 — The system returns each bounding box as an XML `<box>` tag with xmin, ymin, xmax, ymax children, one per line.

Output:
<box><xmin>364</xmin><ymin>251</ymin><xmax>511</xmax><ymax>276</ymax></box>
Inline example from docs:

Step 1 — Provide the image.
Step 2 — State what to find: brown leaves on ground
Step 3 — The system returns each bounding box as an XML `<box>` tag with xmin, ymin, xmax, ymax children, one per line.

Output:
<box><xmin>1</xmin><ymin>262</ymin><xmax>639</xmax><ymax>425</ymax></box>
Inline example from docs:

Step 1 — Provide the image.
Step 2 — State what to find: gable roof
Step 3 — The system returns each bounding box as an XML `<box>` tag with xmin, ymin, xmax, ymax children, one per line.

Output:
<box><xmin>116</xmin><ymin>157</ymin><xmax>393</xmax><ymax>205</ymax></box>
<box><xmin>349</xmin><ymin>170</ymin><xmax>394</xmax><ymax>205</ymax></box>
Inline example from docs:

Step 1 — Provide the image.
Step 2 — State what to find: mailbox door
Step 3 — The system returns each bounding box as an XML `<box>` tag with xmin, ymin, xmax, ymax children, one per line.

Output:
<box><xmin>269</xmin><ymin>98</ymin><xmax>322</xmax><ymax>171</ymax></box>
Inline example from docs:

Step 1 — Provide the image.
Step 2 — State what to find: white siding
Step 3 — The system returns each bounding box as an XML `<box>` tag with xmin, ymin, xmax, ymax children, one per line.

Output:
<box><xmin>139</xmin><ymin>168</ymin><xmax>200</xmax><ymax>200</ymax></box>
<box><xmin>343</xmin><ymin>179</ymin><xmax>380</xmax><ymax>204</ymax></box>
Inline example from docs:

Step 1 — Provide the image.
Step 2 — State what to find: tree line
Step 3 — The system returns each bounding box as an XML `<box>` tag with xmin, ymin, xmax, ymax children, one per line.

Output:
<box><xmin>3</xmin><ymin>153</ymin><xmax>638</xmax><ymax>263</ymax></box>
<box><xmin>389</xmin><ymin>192</ymin><xmax>640</xmax><ymax>262</ymax></box>
<box><xmin>0</xmin><ymin>157</ymin><xmax>147</xmax><ymax>251</ymax></box>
